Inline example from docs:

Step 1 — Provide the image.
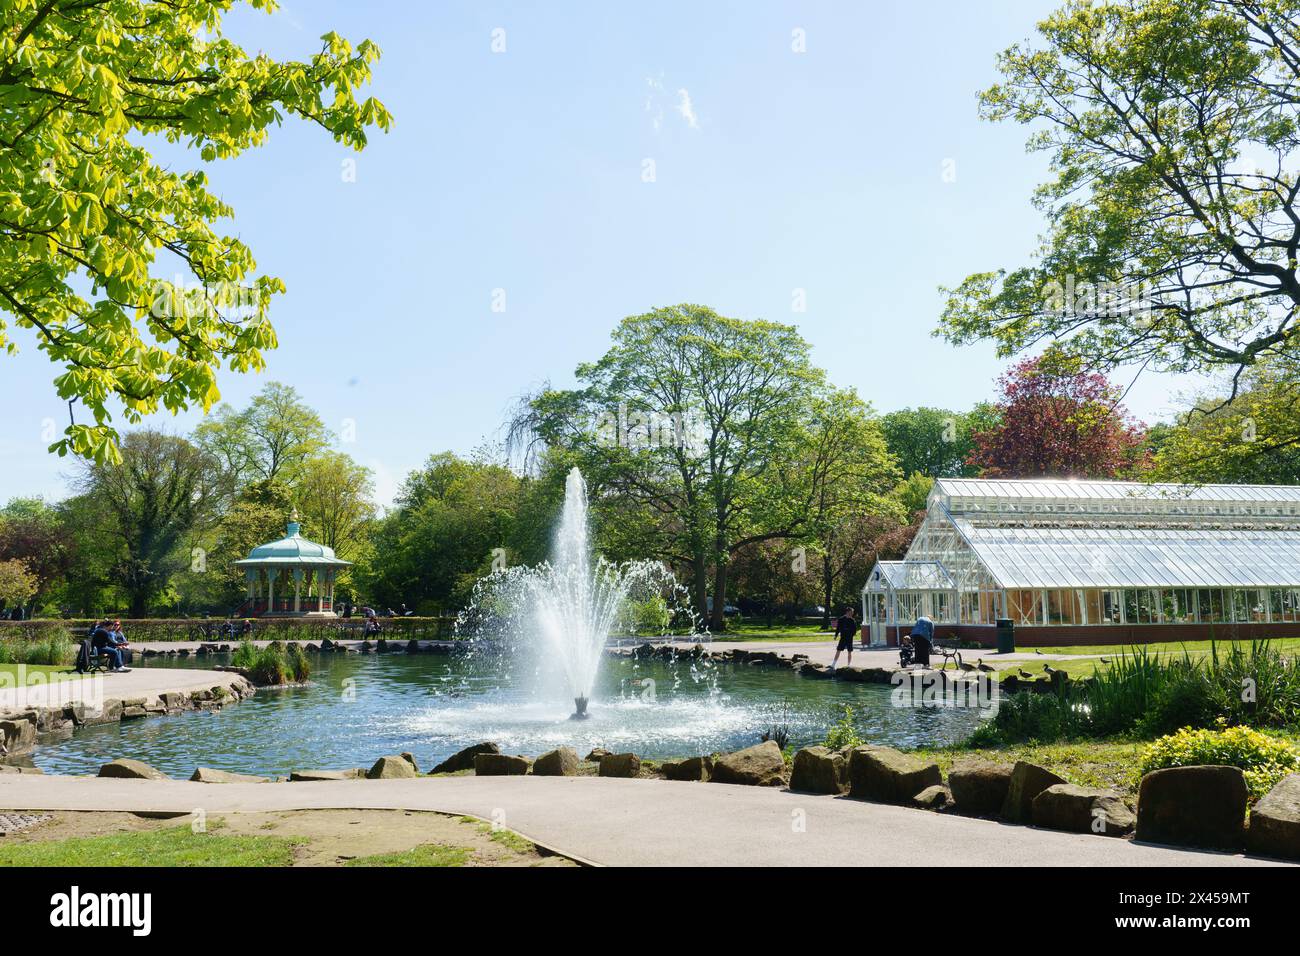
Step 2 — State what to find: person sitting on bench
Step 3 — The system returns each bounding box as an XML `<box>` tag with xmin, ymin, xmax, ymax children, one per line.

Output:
<box><xmin>90</xmin><ymin>620</ymin><xmax>131</xmax><ymax>673</ymax></box>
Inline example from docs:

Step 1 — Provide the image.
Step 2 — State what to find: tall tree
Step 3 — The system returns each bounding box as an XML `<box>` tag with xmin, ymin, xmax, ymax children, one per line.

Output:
<box><xmin>939</xmin><ymin>0</ymin><xmax>1300</xmax><ymax>394</ymax></box>
<box><xmin>293</xmin><ymin>452</ymin><xmax>375</xmax><ymax>558</ymax></box>
<box><xmin>0</xmin><ymin>1</ymin><xmax>391</xmax><ymax>464</ymax></box>
<box><xmin>0</xmin><ymin>497</ymin><xmax>74</xmax><ymax>611</ymax></box>
<box><xmin>1154</xmin><ymin>360</ymin><xmax>1300</xmax><ymax>484</ymax></box>
<box><xmin>879</xmin><ymin>406</ymin><xmax>995</xmax><ymax>478</ymax></box>
<box><xmin>969</xmin><ymin>356</ymin><xmax>1147</xmax><ymax>478</ymax></box>
<box><xmin>194</xmin><ymin>382</ymin><xmax>331</xmax><ymax>486</ymax></box>
<box><xmin>76</xmin><ymin>430</ymin><xmax>225</xmax><ymax>616</ymax></box>
<box><xmin>516</xmin><ymin>304</ymin><xmax>884</xmax><ymax>631</ymax></box>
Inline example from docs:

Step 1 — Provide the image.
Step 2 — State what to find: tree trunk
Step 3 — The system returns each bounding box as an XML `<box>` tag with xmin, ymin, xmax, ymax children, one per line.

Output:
<box><xmin>821</xmin><ymin>556</ymin><xmax>835</xmax><ymax>631</ymax></box>
<box><xmin>709</xmin><ymin>561</ymin><xmax>728</xmax><ymax>632</ymax></box>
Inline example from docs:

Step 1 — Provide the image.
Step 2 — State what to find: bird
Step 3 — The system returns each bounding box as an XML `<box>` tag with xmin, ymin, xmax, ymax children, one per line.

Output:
<box><xmin>1017</xmin><ymin>669</ymin><xmax>1035</xmax><ymax>679</ymax></box>
<box><xmin>1100</xmin><ymin>656</ymin><xmax>1112</xmax><ymax>665</ymax></box>
<box><xmin>1034</xmin><ymin>648</ymin><xmax>1044</xmax><ymax>655</ymax></box>
<box><xmin>958</xmin><ymin>660</ymin><xmax>977</xmax><ymax>673</ymax></box>
<box><xmin>1043</xmin><ymin>663</ymin><xmax>1063</xmax><ymax>678</ymax></box>
<box><xmin>976</xmin><ymin>658</ymin><xmax>996</xmax><ymax>673</ymax></box>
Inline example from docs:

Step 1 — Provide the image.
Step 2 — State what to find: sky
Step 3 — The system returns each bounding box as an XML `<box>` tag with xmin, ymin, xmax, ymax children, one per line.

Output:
<box><xmin>0</xmin><ymin>0</ymin><xmax>1212</xmax><ymax>508</ymax></box>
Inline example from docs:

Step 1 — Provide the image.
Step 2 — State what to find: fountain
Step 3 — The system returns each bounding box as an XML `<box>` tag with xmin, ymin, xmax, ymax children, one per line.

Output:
<box><xmin>462</xmin><ymin>467</ymin><xmax>677</xmax><ymax>719</ymax></box>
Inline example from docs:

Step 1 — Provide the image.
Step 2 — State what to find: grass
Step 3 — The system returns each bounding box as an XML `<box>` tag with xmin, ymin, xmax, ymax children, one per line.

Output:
<box><xmin>345</xmin><ymin>844</ymin><xmax>472</xmax><ymax>867</ymax></box>
<box><xmin>0</xmin><ymin>662</ymin><xmax>84</xmax><ymax>685</ymax></box>
<box><xmin>914</xmin><ymin>738</ymin><xmax>1150</xmax><ymax>795</ymax></box>
<box><xmin>0</xmin><ymin>825</ymin><xmax>304</xmax><ymax>867</ymax></box>
<box><xmin>1025</xmin><ymin>636</ymin><xmax>1300</xmax><ymax>659</ymax></box>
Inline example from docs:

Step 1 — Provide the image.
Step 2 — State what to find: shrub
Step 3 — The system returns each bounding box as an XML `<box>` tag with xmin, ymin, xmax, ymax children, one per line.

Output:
<box><xmin>823</xmin><ymin>704</ymin><xmax>863</xmax><ymax>750</ymax></box>
<box><xmin>1139</xmin><ymin>724</ymin><xmax>1300</xmax><ymax>801</ymax></box>
<box><xmin>0</xmin><ymin>622</ymin><xmax>76</xmax><ymax>666</ymax></box>
<box><xmin>231</xmin><ymin>640</ymin><xmax>309</xmax><ymax>686</ymax></box>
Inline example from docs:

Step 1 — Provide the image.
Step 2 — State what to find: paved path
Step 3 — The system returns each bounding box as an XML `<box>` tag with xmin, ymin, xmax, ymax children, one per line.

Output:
<box><xmin>0</xmin><ymin>668</ymin><xmax>247</xmax><ymax>714</ymax></box>
<box><xmin>658</xmin><ymin>639</ymin><xmax>1097</xmax><ymax>669</ymax></box>
<box><xmin>0</xmin><ymin>774</ymin><xmax>1287</xmax><ymax>867</ymax></box>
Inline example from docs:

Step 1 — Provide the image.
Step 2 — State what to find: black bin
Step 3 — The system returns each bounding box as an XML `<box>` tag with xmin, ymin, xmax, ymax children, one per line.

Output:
<box><xmin>995</xmin><ymin>618</ymin><xmax>1015</xmax><ymax>654</ymax></box>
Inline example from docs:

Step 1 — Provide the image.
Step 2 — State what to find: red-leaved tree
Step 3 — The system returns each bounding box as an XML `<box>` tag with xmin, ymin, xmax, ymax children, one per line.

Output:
<box><xmin>969</xmin><ymin>357</ymin><xmax>1147</xmax><ymax>479</ymax></box>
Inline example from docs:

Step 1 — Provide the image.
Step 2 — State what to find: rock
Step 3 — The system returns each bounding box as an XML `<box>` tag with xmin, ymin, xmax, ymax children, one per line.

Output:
<box><xmin>190</xmin><ymin>767</ymin><xmax>270</xmax><ymax>784</ymax></box>
<box><xmin>0</xmin><ymin>715</ymin><xmax>36</xmax><ymax>755</ymax></box>
<box><xmin>799</xmin><ymin>664</ymin><xmax>833</xmax><ymax>680</ymax></box>
<box><xmin>121</xmin><ymin>706</ymin><xmax>148</xmax><ymax>719</ymax></box>
<box><xmin>1000</xmin><ymin>761</ymin><xmax>1067</xmax><ymax>823</ymax></box>
<box><xmin>532</xmin><ymin>747</ymin><xmax>580</xmax><ymax>777</ymax></box>
<box><xmin>661</xmin><ymin>755</ymin><xmax>712</xmax><ymax>782</ymax></box>
<box><xmin>1247</xmin><ymin>773</ymin><xmax>1300</xmax><ymax>860</ymax></box>
<box><xmin>1031</xmin><ymin>784</ymin><xmax>1134</xmax><ymax>837</ymax></box>
<box><xmin>98</xmin><ymin>758</ymin><xmax>168</xmax><ymax>781</ymax></box>
<box><xmin>913</xmin><ymin>784</ymin><xmax>953</xmax><ymax>810</ymax></box>
<box><xmin>598</xmin><ymin>753</ymin><xmax>642</xmax><ymax>778</ymax></box>
<box><xmin>710</xmin><ymin>741</ymin><xmax>788</xmax><ymax>787</ymax></box>
<box><xmin>474</xmin><ymin>753</ymin><xmax>530</xmax><ymax>776</ymax></box>
<box><xmin>847</xmin><ymin>746</ymin><xmax>941</xmax><ymax>804</ymax></box>
<box><xmin>1137</xmin><ymin>765</ymin><xmax>1248</xmax><ymax>851</ymax></box>
<box><xmin>0</xmin><ymin>763</ymin><xmax>43</xmax><ymax>775</ymax></box>
<box><xmin>429</xmin><ymin>741</ymin><xmax>499</xmax><ymax>774</ymax></box>
<box><xmin>789</xmin><ymin>746</ymin><xmax>847</xmax><ymax>794</ymax></box>
<box><xmin>367</xmin><ymin>755</ymin><xmax>419</xmax><ymax>779</ymax></box>
<box><xmin>948</xmin><ymin>760</ymin><xmax>1014</xmax><ymax>816</ymax></box>
<box><xmin>399</xmin><ymin>752</ymin><xmax>419</xmax><ymax>773</ymax></box>
<box><xmin>289</xmin><ymin>769</ymin><xmax>365</xmax><ymax>781</ymax></box>
<box><xmin>584</xmin><ymin>748</ymin><xmax>612</xmax><ymax>763</ymax></box>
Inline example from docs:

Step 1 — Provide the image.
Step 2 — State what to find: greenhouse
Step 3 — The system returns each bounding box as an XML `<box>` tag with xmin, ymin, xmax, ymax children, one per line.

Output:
<box><xmin>862</xmin><ymin>478</ymin><xmax>1300</xmax><ymax>647</ymax></box>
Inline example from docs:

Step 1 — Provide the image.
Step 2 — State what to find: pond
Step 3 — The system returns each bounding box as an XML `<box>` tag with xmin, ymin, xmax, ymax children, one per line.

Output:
<box><xmin>31</xmin><ymin>651</ymin><xmax>987</xmax><ymax>778</ymax></box>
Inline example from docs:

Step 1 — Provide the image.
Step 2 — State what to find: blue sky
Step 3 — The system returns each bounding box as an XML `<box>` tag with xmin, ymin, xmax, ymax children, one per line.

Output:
<box><xmin>0</xmin><ymin>0</ymin><xmax>1208</xmax><ymax>507</ymax></box>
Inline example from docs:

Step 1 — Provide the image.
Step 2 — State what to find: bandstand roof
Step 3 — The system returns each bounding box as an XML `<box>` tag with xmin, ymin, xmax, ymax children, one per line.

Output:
<box><xmin>233</xmin><ymin>515</ymin><xmax>351</xmax><ymax>568</ymax></box>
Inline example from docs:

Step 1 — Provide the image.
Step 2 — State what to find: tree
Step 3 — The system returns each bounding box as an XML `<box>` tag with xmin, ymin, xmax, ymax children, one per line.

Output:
<box><xmin>190</xmin><ymin>479</ymin><xmax>293</xmax><ymax>612</ymax></box>
<box><xmin>359</xmin><ymin>453</ymin><xmax>520</xmax><ymax>613</ymax></box>
<box><xmin>293</xmin><ymin>452</ymin><xmax>374</xmax><ymax>558</ymax></box>
<box><xmin>1154</xmin><ymin>361</ymin><xmax>1300</xmax><ymax>484</ymax></box>
<box><xmin>516</xmin><ymin>304</ymin><xmax>831</xmax><ymax>631</ymax></box>
<box><xmin>799</xmin><ymin>390</ymin><xmax>902</xmax><ymax>628</ymax></box>
<box><xmin>0</xmin><ymin>1</ymin><xmax>391</xmax><ymax>464</ymax></box>
<box><xmin>880</xmin><ymin>407</ymin><xmax>994</xmax><ymax>478</ymax></box>
<box><xmin>969</xmin><ymin>356</ymin><xmax>1147</xmax><ymax>478</ymax></box>
<box><xmin>0</xmin><ymin>496</ymin><xmax>74</xmax><ymax>611</ymax></box>
<box><xmin>194</xmin><ymin>382</ymin><xmax>331</xmax><ymax>486</ymax></box>
<box><xmin>939</xmin><ymin>0</ymin><xmax>1300</xmax><ymax>393</ymax></box>
<box><xmin>0</xmin><ymin>558</ymin><xmax>37</xmax><ymax>615</ymax></box>
<box><xmin>76</xmin><ymin>430</ymin><xmax>225</xmax><ymax>616</ymax></box>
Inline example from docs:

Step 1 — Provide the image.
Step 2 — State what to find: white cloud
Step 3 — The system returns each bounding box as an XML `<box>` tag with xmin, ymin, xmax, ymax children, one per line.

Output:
<box><xmin>675</xmin><ymin>88</ymin><xmax>699</xmax><ymax>129</ymax></box>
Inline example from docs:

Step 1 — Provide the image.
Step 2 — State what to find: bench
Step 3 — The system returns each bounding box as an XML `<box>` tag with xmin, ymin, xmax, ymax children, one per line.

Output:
<box><xmin>932</xmin><ymin>634</ymin><xmax>963</xmax><ymax>669</ymax></box>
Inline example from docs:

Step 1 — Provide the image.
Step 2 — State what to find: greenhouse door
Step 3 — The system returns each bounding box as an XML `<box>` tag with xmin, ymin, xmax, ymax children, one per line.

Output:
<box><xmin>867</xmin><ymin>592</ymin><xmax>889</xmax><ymax>647</ymax></box>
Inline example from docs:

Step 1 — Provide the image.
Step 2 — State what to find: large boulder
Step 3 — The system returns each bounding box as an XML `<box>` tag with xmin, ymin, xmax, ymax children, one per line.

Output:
<box><xmin>1137</xmin><ymin>765</ymin><xmax>1248</xmax><ymax>851</ymax></box>
<box><xmin>532</xmin><ymin>747</ymin><xmax>580</xmax><ymax>777</ymax></box>
<box><xmin>474</xmin><ymin>753</ymin><xmax>530</xmax><ymax>776</ymax></box>
<box><xmin>711</xmin><ymin>741</ymin><xmax>787</xmax><ymax>787</ymax></box>
<box><xmin>1031</xmin><ymin>784</ymin><xmax>1134</xmax><ymax>837</ymax></box>
<box><xmin>948</xmin><ymin>760</ymin><xmax>1014</xmax><ymax>816</ymax></box>
<box><xmin>1247</xmin><ymin>773</ymin><xmax>1300</xmax><ymax>860</ymax></box>
<box><xmin>584</xmin><ymin>748</ymin><xmax>612</xmax><ymax>763</ymax></box>
<box><xmin>0</xmin><ymin>714</ymin><xmax>37</xmax><ymax>755</ymax></box>
<box><xmin>661</xmin><ymin>756</ymin><xmax>712</xmax><ymax>782</ymax></box>
<box><xmin>430</xmin><ymin>742</ymin><xmax>499</xmax><ymax>774</ymax></box>
<box><xmin>399</xmin><ymin>752</ymin><xmax>419</xmax><ymax>773</ymax></box>
<box><xmin>1000</xmin><ymin>761</ymin><xmax>1067</xmax><ymax>823</ymax></box>
<box><xmin>598</xmin><ymin>753</ymin><xmax>642</xmax><ymax>778</ymax></box>
<box><xmin>847</xmin><ymin>746</ymin><xmax>941</xmax><ymax>804</ymax></box>
<box><xmin>789</xmin><ymin>746</ymin><xmax>847</xmax><ymax>795</ymax></box>
<box><xmin>98</xmin><ymin>758</ymin><xmax>168</xmax><ymax>781</ymax></box>
<box><xmin>190</xmin><ymin>767</ymin><xmax>270</xmax><ymax>784</ymax></box>
<box><xmin>367</xmin><ymin>755</ymin><xmax>419</xmax><ymax>779</ymax></box>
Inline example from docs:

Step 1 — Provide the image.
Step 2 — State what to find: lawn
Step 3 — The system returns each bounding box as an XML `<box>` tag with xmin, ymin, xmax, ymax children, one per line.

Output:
<box><xmin>346</xmin><ymin>844</ymin><xmax>471</xmax><ymax>867</ymax></box>
<box><xmin>701</xmin><ymin>619</ymin><xmax>833</xmax><ymax>641</ymax></box>
<box><xmin>0</xmin><ymin>663</ymin><xmax>85</xmax><ymax>685</ymax></box>
<box><xmin>0</xmin><ymin>825</ymin><xmax>303</xmax><ymax>867</ymax></box>
<box><xmin>1026</xmin><ymin>636</ymin><xmax>1300</xmax><ymax>659</ymax></box>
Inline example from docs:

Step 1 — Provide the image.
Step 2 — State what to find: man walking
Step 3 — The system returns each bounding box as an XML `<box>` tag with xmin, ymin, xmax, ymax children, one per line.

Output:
<box><xmin>830</xmin><ymin>606</ymin><xmax>858</xmax><ymax>670</ymax></box>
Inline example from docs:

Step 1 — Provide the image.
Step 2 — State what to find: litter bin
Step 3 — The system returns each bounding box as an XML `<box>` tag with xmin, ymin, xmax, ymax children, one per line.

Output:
<box><xmin>996</xmin><ymin>618</ymin><xmax>1015</xmax><ymax>654</ymax></box>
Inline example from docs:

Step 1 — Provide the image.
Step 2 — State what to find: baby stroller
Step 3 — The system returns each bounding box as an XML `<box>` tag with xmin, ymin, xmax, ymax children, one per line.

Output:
<box><xmin>899</xmin><ymin>616</ymin><xmax>934</xmax><ymax>668</ymax></box>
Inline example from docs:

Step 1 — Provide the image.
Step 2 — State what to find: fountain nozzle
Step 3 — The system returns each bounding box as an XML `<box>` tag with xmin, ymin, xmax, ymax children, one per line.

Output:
<box><xmin>570</xmin><ymin>696</ymin><xmax>590</xmax><ymax>720</ymax></box>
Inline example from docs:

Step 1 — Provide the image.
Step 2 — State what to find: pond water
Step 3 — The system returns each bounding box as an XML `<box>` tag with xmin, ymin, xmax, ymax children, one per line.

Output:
<box><xmin>31</xmin><ymin>651</ymin><xmax>987</xmax><ymax>778</ymax></box>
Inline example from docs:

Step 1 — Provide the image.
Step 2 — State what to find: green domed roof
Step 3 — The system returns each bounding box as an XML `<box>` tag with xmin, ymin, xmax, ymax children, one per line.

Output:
<box><xmin>234</xmin><ymin>514</ymin><xmax>351</xmax><ymax>567</ymax></box>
